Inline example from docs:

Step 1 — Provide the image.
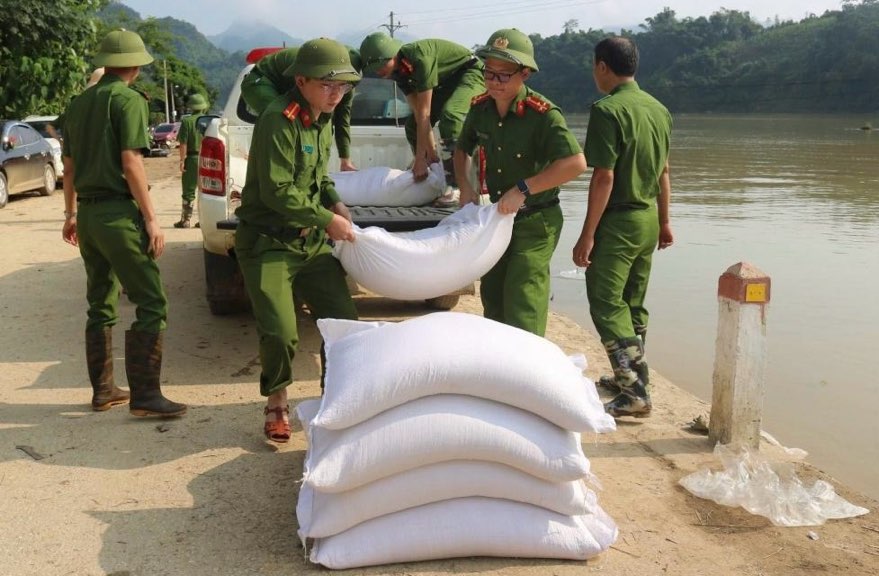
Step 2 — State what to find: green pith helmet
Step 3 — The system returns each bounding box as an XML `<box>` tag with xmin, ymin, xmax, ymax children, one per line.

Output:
<box><xmin>187</xmin><ymin>93</ymin><xmax>208</xmax><ymax>111</ymax></box>
<box><xmin>359</xmin><ymin>32</ymin><xmax>402</xmax><ymax>74</ymax></box>
<box><xmin>93</xmin><ymin>29</ymin><xmax>154</xmax><ymax>68</ymax></box>
<box><xmin>347</xmin><ymin>46</ymin><xmax>363</xmax><ymax>73</ymax></box>
<box><xmin>477</xmin><ymin>28</ymin><xmax>538</xmax><ymax>71</ymax></box>
<box><xmin>284</xmin><ymin>38</ymin><xmax>361</xmax><ymax>82</ymax></box>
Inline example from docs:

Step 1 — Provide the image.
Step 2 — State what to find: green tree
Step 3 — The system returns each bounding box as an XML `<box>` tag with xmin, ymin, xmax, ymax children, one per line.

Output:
<box><xmin>0</xmin><ymin>0</ymin><xmax>109</xmax><ymax>117</ymax></box>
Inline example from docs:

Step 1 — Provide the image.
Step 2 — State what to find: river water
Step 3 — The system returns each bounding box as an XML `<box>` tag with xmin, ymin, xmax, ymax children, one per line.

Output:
<box><xmin>549</xmin><ymin>113</ymin><xmax>879</xmax><ymax>500</ymax></box>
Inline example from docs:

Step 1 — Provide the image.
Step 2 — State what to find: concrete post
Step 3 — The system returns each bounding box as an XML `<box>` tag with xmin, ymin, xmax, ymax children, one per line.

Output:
<box><xmin>708</xmin><ymin>262</ymin><xmax>771</xmax><ymax>449</ymax></box>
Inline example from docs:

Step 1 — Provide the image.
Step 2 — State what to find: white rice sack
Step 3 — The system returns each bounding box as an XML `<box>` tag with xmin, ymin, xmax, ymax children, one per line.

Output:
<box><xmin>315</xmin><ymin>313</ymin><xmax>616</xmax><ymax>433</ymax></box>
<box><xmin>332</xmin><ymin>203</ymin><xmax>515</xmax><ymax>300</ymax></box>
<box><xmin>295</xmin><ymin>398</ymin><xmax>322</xmax><ymax>443</ymax></box>
<box><xmin>304</xmin><ymin>394</ymin><xmax>590</xmax><ymax>492</ymax></box>
<box><xmin>297</xmin><ymin>461</ymin><xmax>600</xmax><ymax>539</ymax></box>
<box><xmin>309</xmin><ymin>497</ymin><xmax>619</xmax><ymax>569</ymax></box>
<box><xmin>330</xmin><ymin>163</ymin><xmax>445</xmax><ymax>206</ymax></box>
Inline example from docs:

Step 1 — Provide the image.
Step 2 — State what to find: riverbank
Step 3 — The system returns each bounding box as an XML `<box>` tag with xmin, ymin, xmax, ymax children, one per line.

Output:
<box><xmin>0</xmin><ymin>154</ymin><xmax>877</xmax><ymax>575</ymax></box>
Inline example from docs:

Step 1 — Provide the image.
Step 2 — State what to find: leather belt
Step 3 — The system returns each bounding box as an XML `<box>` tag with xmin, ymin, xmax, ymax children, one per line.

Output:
<box><xmin>251</xmin><ymin>223</ymin><xmax>312</xmax><ymax>241</ymax></box>
<box><xmin>517</xmin><ymin>197</ymin><xmax>560</xmax><ymax>217</ymax></box>
<box><xmin>77</xmin><ymin>195</ymin><xmax>133</xmax><ymax>204</ymax></box>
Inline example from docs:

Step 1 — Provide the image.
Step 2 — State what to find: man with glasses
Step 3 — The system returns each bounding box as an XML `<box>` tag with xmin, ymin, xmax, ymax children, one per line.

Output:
<box><xmin>572</xmin><ymin>36</ymin><xmax>673</xmax><ymax>418</ymax></box>
<box><xmin>454</xmin><ymin>29</ymin><xmax>585</xmax><ymax>337</ymax></box>
<box><xmin>234</xmin><ymin>38</ymin><xmax>361</xmax><ymax>443</ymax></box>
<box><xmin>240</xmin><ymin>46</ymin><xmax>363</xmax><ymax>171</ymax></box>
<box><xmin>360</xmin><ymin>32</ymin><xmax>485</xmax><ymax>206</ymax></box>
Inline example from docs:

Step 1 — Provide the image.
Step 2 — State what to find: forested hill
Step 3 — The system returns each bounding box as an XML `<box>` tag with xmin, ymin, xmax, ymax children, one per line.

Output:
<box><xmin>530</xmin><ymin>1</ymin><xmax>879</xmax><ymax>114</ymax></box>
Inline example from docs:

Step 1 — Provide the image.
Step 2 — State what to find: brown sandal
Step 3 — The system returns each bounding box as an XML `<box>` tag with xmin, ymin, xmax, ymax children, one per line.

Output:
<box><xmin>263</xmin><ymin>406</ymin><xmax>291</xmax><ymax>443</ymax></box>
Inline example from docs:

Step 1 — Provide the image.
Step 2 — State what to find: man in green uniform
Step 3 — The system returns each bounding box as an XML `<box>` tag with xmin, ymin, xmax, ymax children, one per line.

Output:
<box><xmin>360</xmin><ymin>32</ymin><xmax>485</xmax><ymax>204</ymax></box>
<box><xmin>234</xmin><ymin>38</ymin><xmax>360</xmax><ymax>443</ymax></box>
<box><xmin>455</xmin><ymin>29</ymin><xmax>585</xmax><ymax>337</ymax></box>
<box><xmin>174</xmin><ymin>93</ymin><xmax>209</xmax><ymax>228</ymax></box>
<box><xmin>572</xmin><ymin>36</ymin><xmax>674</xmax><ymax>418</ymax></box>
<box><xmin>240</xmin><ymin>46</ymin><xmax>362</xmax><ymax>171</ymax></box>
<box><xmin>61</xmin><ymin>29</ymin><xmax>186</xmax><ymax>418</ymax></box>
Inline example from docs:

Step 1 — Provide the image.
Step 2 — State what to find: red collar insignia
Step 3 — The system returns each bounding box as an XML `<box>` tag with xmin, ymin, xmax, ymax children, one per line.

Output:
<box><xmin>524</xmin><ymin>95</ymin><xmax>550</xmax><ymax>114</ymax></box>
<box><xmin>399</xmin><ymin>57</ymin><xmax>415</xmax><ymax>76</ymax></box>
<box><xmin>471</xmin><ymin>91</ymin><xmax>491</xmax><ymax>106</ymax></box>
<box><xmin>282</xmin><ymin>101</ymin><xmax>313</xmax><ymax>127</ymax></box>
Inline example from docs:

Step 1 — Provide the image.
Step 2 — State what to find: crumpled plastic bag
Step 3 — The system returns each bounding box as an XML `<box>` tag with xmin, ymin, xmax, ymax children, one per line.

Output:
<box><xmin>679</xmin><ymin>443</ymin><xmax>869</xmax><ymax>527</ymax></box>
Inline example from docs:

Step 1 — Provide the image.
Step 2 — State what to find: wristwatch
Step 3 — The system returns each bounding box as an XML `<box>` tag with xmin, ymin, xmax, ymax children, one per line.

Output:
<box><xmin>516</xmin><ymin>179</ymin><xmax>531</xmax><ymax>198</ymax></box>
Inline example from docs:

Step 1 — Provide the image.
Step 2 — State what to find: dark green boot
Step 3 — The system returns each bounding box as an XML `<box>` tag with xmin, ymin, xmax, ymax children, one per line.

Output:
<box><xmin>598</xmin><ymin>326</ymin><xmax>646</xmax><ymax>394</ymax></box>
<box><xmin>125</xmin><ymin>330</ymin><xmax>187</xmax><ymax>418</ymax></box>
<box><xmin>603</xmin><ymin>337</ymin><xmax>652</xmax><ymax>418</ymax></box>
<box><xmin>86</xmin><ymin>327</ymin><xmax>129</xmax><ymax>411</ymax></box>
<box><xmin>173</xmin><ymin>201</ymin><xmax>193</xmax><ymax>228</ymax></box>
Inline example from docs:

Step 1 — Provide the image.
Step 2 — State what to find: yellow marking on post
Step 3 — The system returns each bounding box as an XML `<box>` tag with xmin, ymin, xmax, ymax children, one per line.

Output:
<box><xmin>745</xmin><ymin>283</ymin><xmax>767</xmax><ymax>303</ymax></box>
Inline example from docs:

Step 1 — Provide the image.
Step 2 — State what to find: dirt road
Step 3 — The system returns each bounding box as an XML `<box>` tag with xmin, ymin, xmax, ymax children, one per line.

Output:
<box><xmin>1</xmin><ymin>154</ymin><xmax>876</xmax><ymax>575</ymax></box>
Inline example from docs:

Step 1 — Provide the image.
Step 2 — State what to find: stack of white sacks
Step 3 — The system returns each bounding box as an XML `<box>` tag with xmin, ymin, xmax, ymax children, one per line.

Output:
<box><xmin>296</xmin><ymin>312</ymin><xmax>619</xmax><ymax>569</ymax></box>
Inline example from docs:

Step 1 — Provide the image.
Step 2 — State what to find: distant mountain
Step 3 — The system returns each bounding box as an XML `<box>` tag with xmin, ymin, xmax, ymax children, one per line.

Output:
<box><xmin>208</xmin><ymin>21</ymin><xmax>304</xmax><ymax>52</ymax></box>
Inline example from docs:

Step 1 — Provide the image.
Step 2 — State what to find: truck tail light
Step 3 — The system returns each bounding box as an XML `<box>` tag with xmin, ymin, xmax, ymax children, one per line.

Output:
<box><xmin>198</xmin><ymin>136</ymin><xmax>225</xmax><ymax>197</ymax></box>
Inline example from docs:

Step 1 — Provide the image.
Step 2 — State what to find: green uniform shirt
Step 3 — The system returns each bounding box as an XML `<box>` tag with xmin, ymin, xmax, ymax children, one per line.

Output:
<box><xmin>392</xmin><ymin>39</ymin><xmax>476</xmax><ymax>95</ymax></box>
<box><xmin>458</xmin><ymin>86</ymin><xmax>582</xmax><ymax>204</ymax></box>
<box><xmin>584</xmin><ymin>81</ymin><xmax>672</xmax><ymax>209</ymax></box>
<box><xmin>177</xmin><ymin>114</ymin><xmax>203</xmax><ymax>155</ymax></box>
<box><xmin>235</xmin><ymin>88</ymin><xmax>341</xmax><ymax>230</ymax></box>
<box><xmin>62</xmin><ymin>74</ymin><xmax>151</xmax><ymax>198</ymax></box>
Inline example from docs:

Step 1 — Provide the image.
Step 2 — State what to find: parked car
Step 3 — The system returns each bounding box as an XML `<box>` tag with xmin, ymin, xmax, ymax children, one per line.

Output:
<box><xmin>23</xmin><ymin>115</ymin><xmax>64</xmax><ymax>182</ymax></box>
<box><xmin>151</xmin><ymin>122</ymin><xmax>180</xmax><ymax>149</ymax></box>
<box><xmin>0</xmin><ymin>120</ymin><xmax>57</xmax><ymax>208</ymax></box>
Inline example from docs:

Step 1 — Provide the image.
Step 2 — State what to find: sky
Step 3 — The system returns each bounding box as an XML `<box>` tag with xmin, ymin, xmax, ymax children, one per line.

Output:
<box><xmin>120</xmin><ymin>0</ymin><xmax>847</xmax><ymax>45</ymax></box>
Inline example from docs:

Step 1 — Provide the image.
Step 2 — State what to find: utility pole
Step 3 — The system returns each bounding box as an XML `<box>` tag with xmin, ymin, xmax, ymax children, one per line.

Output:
<box><xmin>163</xmin><ymin>59</ymin><xmax>170</xmax><ymax>123</ymax></box>
<box><xmin>380</xmin><ymin>11</ymin><xmax>406</xmax><ymax>38</ymax></box>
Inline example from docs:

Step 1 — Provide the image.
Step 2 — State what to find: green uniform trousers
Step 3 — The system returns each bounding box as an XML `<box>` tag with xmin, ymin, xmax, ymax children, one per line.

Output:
<box><xmin>480</xmin><ymin>204</ymin><xmax>563</xmax><ymax>337</ymax></box>
<box><xmin>77</xmin><ymin>198</ymin><xmax>168</xmax><ymax>333</ymax></box>
<box><xmin>181</xmin><ymin>155</ymin><xmax>199</xmax><ymax>203</ymax></box>
<box><xmin>235</xmin><ymin>222</ymin><xmax>358</xmax><ymax>397</ymax></box>
<box><xmin>585</xmin><ymin>205</ymin><xmax>659</xmax><ymax>343</ymax></box>
<box><xmin>404</xmin><ymin>67</ymin><xmax>485</xmax><ymax>153</ymax></box>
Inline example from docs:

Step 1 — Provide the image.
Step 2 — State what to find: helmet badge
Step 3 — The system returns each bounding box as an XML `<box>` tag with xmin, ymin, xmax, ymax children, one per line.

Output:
<box><xmin>493</xmin><ymin>37</ymin><xmax>509</xmax><ymax>49</ymax></box>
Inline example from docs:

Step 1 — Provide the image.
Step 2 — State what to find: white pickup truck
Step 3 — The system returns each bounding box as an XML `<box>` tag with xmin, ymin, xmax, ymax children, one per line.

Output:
<box><xmin>196</xmin><ymin>50</ymin><xmax>468</xmax><ymax>315</ymax></box>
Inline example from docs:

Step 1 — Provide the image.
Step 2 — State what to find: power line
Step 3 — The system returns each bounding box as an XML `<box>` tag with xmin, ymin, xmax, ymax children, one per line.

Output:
<box><xmin>379</xmin><ymin>11</ymin><xmax>407</xmax><ymax>38</ymax></box>
<box><xmin>401</xmin><ymin>0</ymin><xmax>608</xmax><ymax>26</ymax></box>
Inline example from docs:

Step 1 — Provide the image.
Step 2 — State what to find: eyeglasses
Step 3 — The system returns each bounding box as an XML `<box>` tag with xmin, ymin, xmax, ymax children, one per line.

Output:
<box><xmin>316</xmin><ymin>81</ymin><xmax>354</xmax><ymax>95</ymax></box>
<box><xmin>483</xmin><ymin>68</ymin><xmax>522</xmax><ymax>84</ymax></box>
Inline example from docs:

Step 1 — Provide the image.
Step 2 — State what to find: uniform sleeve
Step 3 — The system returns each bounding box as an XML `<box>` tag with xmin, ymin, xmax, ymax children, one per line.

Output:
<box><xmin>256</xmin><ymin>115</ymin><xmax>335</xmax><ymax>229</ymax></box>
<box><xmin>321</xmin><ymin>176</ymin><xmax>341</xmax><ymax>206</ymax></box>
<box><xmin>583</xmin><ymin>104</ymin><xmax>618</xmax><ymax>170</ymax></box>
<box><xmin>456</xmin><ymin>106</ymin><xmax>479</xmax><ymax>155</ymax></box>
<box><xmin>177</xmin><ymin>117</ymin><xmax>192</xmax><ymax>145</ymax></box>
<box><xmin>333</xmin><ymin>90</ymin><xmax>353</xmax><ymax>158</ymax></box>
<box><xmin>117</xmin><ymin>93</ymin><xmax>151</xmax><ymax>153</ymax></box>
<box><xmin>536</xmin><ymin>108</ymin><xmax>582</xmax><ymax>164</ymax></box>
<box><xmin>411</xmin><ymin>44</ymin><xmax>439</xmax><ymax>92</ymax></box>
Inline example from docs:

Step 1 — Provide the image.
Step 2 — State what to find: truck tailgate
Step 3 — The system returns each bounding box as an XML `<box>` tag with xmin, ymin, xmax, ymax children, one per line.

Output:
<box><xmin>217</xmin><ymin>206</ymin><xmax>458</xmax><ymax>233</ymax></box>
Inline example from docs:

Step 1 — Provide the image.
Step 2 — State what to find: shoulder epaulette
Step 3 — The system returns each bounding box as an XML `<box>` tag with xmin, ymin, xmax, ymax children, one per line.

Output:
<box><xmin>471</xmin><ymin>91</ymin><xmax>491</xmax><ymax>106</ymax></box>
<box><xmin>282</xmin><ymin>101</ymin><xmax>313</xmax><ymax>128</ymax></box>
<box><xmin>523</xmin><ymin>94</ymin><xmax>550</xmax><ymax>114</ymax></box>
<box><xmin>399</xmin><ymin>57</ymin><xmax>415</xmax><ymax>76</ymax></box>
<box><xmin>133</xmin><ymin>87</ymin><xmax>151</xmax><ymax>102</ymax></box>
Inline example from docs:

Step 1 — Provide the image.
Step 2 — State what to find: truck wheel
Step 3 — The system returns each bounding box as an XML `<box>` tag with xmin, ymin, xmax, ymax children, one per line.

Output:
<box><xmin>204</xmin><ymin>249</ymin><xmax>251</xmax><ymax>315</ymax></box>
<box><xmin>424</xmin><ymin>294</ymin><xmax>460</xmax><ymax>310</ymax></box>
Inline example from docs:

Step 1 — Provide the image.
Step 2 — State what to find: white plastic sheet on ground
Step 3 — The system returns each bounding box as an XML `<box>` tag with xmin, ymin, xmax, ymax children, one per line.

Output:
<box><xmin>330</xmin><ymin>163</ymin><xmax>445</xmax><ymax>207</ymax></box>
<box><xmin>679</xmin><ymin>443</ymin><xmax>869</xmax><ymax>527</ymax></box>
<box><xmin>332</xmin><ymin>203</ymin><xmax>514</xmax><ymax>300</ymax></box>
<box><xmin>315</xmin><ymin>313</ymin><xmax>615</xmax><ymax>433</ymax></box>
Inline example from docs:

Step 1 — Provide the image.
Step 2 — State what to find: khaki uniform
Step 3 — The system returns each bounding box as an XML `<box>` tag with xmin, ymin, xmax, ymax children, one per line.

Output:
<box><xmin>235</xmin><ymin>89</ymin><xmax>358</xmax><ymax>397</ymax></box>
<box><xmin>63</xmin><ymin>73</ymin><xmax>167</xmax><ymax>334</ymax></box>
<box><xmin>458</xmin><ymin>87</ymin><xmax>581</xmax><ymax>336</ymax></box>
<box><xmin>583</xmin><ymin>81</ymin><xmax>672</xmax><ymax>343</ymax></box>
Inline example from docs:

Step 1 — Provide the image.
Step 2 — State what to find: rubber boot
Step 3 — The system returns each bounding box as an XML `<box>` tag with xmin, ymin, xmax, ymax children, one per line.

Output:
<box><xmin>125</xmin><ymin>330</ymin><xmax>187</xmax><ymax>417</ymax></box>
<box><xmin>173</xmin><ymin>201</ymin><xmax>193</xmax><ymax>228</ymax></box>
<box><xmin>598</xmin><ymin>326</ymin><xmax>646</xmax><ymax>394</ymax></box>
<box><xmin>603</xmin><ymin>337</ymin><xmax>652</xmax><ymax>418</ymax></box>
<box><xmin>86</xmin><ymin>327</ymin><xmax>129</xmax><ymax>411</ymax></box>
